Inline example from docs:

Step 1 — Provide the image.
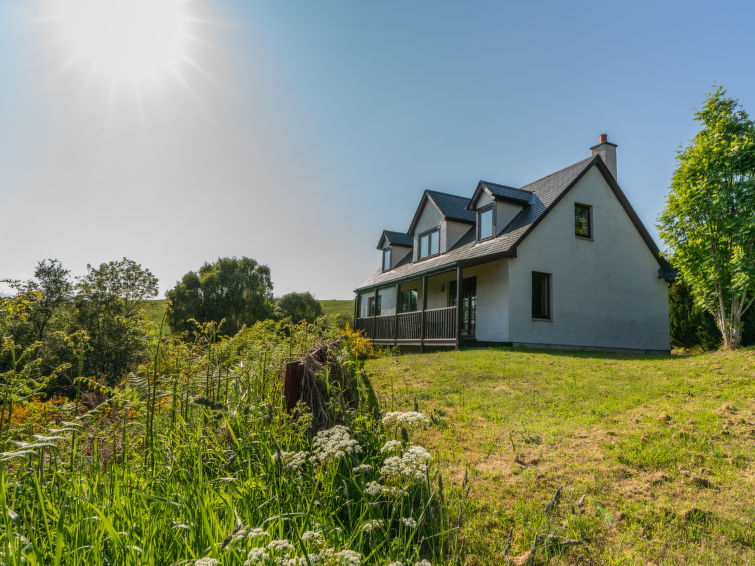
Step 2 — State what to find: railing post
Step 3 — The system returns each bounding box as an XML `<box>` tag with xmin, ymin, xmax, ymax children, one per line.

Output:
<box><xmin>394</xmin><ymin>283</ymin><xmax>400</xmax><ymax>346</ymax></box>
<box><xmin>455</xmin><ymin>264</ymin><xmax>462</xmax><ymax>350</ymax></box>
<box><xmin>420</xmin><ymin>276</ymin><xmax>427</xmax><ymax>352</ymax></box>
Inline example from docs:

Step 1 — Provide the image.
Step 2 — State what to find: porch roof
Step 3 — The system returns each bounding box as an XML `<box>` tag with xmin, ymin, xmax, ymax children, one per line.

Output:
<box><xmin>355</xmin><ymin>156</ymin><xmax>598</xmax><ymax>291</ymax></box>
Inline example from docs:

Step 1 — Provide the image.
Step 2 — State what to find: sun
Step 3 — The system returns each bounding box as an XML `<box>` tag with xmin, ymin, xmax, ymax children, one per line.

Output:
<box><xmin>49</xmin><ymin>0</ymin><xmax>194</xmax><ymax>87</ymax></box>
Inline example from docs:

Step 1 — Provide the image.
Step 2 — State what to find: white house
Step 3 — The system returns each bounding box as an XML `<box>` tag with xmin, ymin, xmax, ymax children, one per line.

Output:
<box><xmin>353</xmin><ymin>135</ymin><xmax>674</xmax><ymax>353</ymax></box>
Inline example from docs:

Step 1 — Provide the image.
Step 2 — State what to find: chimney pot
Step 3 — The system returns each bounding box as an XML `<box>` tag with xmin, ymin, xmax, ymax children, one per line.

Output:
<box><xmin>590</xmin><ymin>134</ymin><xmax>618</xmax><ymax>180</ymax></box>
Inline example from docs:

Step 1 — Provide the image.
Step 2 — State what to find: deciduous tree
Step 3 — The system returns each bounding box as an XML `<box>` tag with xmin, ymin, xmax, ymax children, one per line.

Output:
<box><xmin>659</xmin><ymin>87</ymin><xmax>755</xmax><ymax>348</ymax></box>
<box><xmin>274</xmin><ymin>292</ymin><xmax>323</xmax><ymax>324</ymax></box>
<box><xmin>167</xmin><ymin>257</ymin><xmax>273</xmax><ymax>336</ymax></box>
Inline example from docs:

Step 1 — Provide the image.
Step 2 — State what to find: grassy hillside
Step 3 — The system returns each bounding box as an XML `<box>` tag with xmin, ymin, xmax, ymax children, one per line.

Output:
<box><xmin>319</xmin><ymin>299</ymin><xmax>354</xmax><ymax>322</ymax></box>
<box><xmin>365</xmin><ymin>347</ymin><xmax>755</xmax><ymax>565</ymax></box>
<box><xmin>138</xmin><ymin>298</ymin><xmax>354</xmax><ymax>330</ymax></box>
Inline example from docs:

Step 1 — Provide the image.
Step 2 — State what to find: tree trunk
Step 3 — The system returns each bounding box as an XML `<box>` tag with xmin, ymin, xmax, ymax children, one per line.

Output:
<box><xmin>715</xmin><ymin>311</ymin><xmax>743</xmax><ymax>349</ymax></box>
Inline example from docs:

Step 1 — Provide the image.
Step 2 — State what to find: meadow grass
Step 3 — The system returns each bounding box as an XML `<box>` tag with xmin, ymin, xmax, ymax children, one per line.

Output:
<box><xmin>364</xmin><ymin>346</ymin><xmax>755</xmax><ymax>565</ymax></box>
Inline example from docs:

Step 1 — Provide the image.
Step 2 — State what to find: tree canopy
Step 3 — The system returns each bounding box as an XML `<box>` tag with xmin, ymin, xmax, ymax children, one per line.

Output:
<box><xmin>274</xmin><ymin>292</ymin><xmax>323</xmax><ymax>324</ymax></box>
<box><xmin>166</xmin><ymin>257</ymin><xmax>273</xmax><ymax>335</ymax></box>
<box><xmin>659</xmin><ymin>87</ymin><xmax>755</xmax><ymax>348</ymax></box>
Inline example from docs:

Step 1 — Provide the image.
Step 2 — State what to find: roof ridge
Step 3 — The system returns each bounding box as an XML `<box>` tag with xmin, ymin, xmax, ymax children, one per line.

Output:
<box><xmin>519</xmin><ymin>156</ymin><xmax>596</xmax><ymax>191</ymax></box>
<box><xmin>425</xmin><ymin>188</ymin><xmax>469</xmax><ymax>200</ymax></box>
<box><xmin>480</xmin><ymin>180</ymin><xmax>526</xmax><ymax>192</ymax></box>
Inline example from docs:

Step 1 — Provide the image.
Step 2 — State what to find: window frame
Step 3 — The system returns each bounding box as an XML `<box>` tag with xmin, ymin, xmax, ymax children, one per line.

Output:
<box><xmin>382</xmin><ymin>248</ymin><xmax>391</xmax><ymax>272</ymax></box>
<box><xmin>531</xmin><ymin>271</ymin><xmax>552</xmax><ymax>320</ymax></box>
<box><xmin>400</xmin><ymin>288</ymin><xmax>418</xmax><ymax>312</ymax></box>
<box><xmin>476</xmin><ymin>204</ymin><xmax>496</xmax><ymax>242</ymax></box>
<box><xmin>417</xmin><ymin>227</ymin><xmax>441</xmax><ymax>260</ymax></box>
<box><xmin>367</xmin><ymin>295</ymin><xmax>382</xmax><ymax>316</ymax></box>
<box><xmin>574</xmin><ymin>203</ymin><xmax>592</xmax><ymax>239</ymax></box>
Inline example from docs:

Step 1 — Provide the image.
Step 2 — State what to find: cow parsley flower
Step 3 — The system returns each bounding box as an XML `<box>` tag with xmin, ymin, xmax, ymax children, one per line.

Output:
<box><xmin>312</xmin><ymin>425</ymin><xmax>362</xmax><ymax>462</ymax></box>
<box><xmin>335</xmin><ymin>549</ymin><xmax>362</xmax><ymax>566</ymax></box>
<box><xmin>364</xmin><ymin>481</ymin><xmax>383</xmax><ymax>497</ymax></box>
<box><xmin>267</xmin><ymin>539</ymin><xmax>295</xmax><ymax>553</ymax></box>
<box><xmin>401</xmin><ymin>517</ymin><xmax>417</xmax><ymax>529</ymax></box>
<box><xmin>415</xmin><ymin>560</ymin><xmax>432</xmax><ymax>566</ymax></box>
<box><xmin>360</xmin><ymin>519</ymin><xmax>384</xmax><ymax>533</ymax></box>
<box><xmin>195</xmin><ymin>559</ymin><xmax>221</xmax><ymax>566</ymax></box>
<box><xmin>381</xmin><ymin>411</ymin><xmax>429</xmax><ymax>428</ymax></box>
<box><xmin>381</xmin><ymin>445</ymin><xmax>432</xmax><ymax>482</ymax></box>
<box><xmin>244</xmin><ymin>547</ymin><xmax>268</xmax><ymax>566</ymax></box>
<box><xmin>275</xmin><ymin>450</ymin><xmax>309</xmax><ymax>471</ymax></box>
<box><xmin>300</xmin><ymin>530</ymin><xmax>322</xmax><ymax>542</ymax></box>
<box><xmin>245</xmin><ymin>527</ymin><xmax>270</xmax><ymax>539</ymax></box>
<box><xmin>380</xmin><ymin>440</ymin><xmax>403</xmax><ymax>453</ymax></box>
<box><xmin>352</xmin><ymin>463</ymin><xmax>372</xmax><ymax>473</ymax></box>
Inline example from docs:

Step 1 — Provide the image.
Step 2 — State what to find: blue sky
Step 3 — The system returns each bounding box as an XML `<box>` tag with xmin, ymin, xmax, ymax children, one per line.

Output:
<box><xmin>1</xmin><ymin>0</ymin><xmax>754</xmax><ymax>298</ymax></box>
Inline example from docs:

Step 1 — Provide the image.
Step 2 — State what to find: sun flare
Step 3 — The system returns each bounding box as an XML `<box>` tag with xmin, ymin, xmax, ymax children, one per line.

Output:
<box><xmin>50</xmin><ymin>0</ymin><xmax>194</xmax><ymax>86</ymax></box>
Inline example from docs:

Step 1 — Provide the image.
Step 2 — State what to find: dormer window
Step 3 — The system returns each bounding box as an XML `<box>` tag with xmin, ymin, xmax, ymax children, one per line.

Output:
<box><xmin>382</xmin><ymin>248</ymin><xmax>391</xmax><ymax>271</ymax></box>
<box><xmin>418</xmin><ymin>228</ymin><xmax>440</xmax><ymax>259</ymax></box>
<box><xmin>477</xmin><ymin>205</ymin><xmax>495</xmax><ymax>241</ymax></box>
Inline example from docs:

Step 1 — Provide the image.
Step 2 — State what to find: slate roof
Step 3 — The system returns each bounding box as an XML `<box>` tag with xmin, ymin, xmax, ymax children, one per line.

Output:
<box><xmin>376</xmin><ymin>230</ymin><xmax>413</xmax><ymax>250</ymax></box>
<box><xmin>478</xmin><ymin>181</ymin><xmax>532</xmax><ymax>204</ymax></box>
<box><xmin>425</xmin><ymin>190</ymin><xmax>477</xmax><ymax>224</ymax></box>
<box><xmin>358</xmin><ymin>156</ymin><xmax>592</xmax><ymax>290</ymax></box>
<box><xmin>356</xmin><ymin>155</ymin><xmax>673</xmax><ymax>291</ymax></box>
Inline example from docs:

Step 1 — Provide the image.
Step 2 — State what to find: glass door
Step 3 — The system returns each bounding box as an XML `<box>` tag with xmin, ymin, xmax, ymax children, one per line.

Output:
<box><xmin>448</xmin><ymin>277</ymin><xmax>477</xmax><ymax>337</ymax></box>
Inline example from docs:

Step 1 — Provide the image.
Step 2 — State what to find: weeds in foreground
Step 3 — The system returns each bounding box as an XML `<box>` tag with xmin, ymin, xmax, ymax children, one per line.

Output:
<box><xmin>0</xmin><ymin>318</ymin><xmax>462</xmax><ymax>565</ymax></box>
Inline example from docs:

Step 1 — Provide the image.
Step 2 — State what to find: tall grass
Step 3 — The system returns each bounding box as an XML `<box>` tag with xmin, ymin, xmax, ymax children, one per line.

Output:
<box><xmin>0</xmin><ymin>319</ymin><xmax>459</xmax><ymax>565</ymax></box>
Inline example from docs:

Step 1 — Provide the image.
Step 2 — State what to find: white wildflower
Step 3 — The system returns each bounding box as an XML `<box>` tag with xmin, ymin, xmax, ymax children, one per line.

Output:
<box><xmin>360</xmin><ymin>519</ymin><xmax>384</xmax><ymax>533</ymax></box>
<box><xmin>267</xmin><ymin>539</ymin><xmax>295</xmax><ymax>553</ymax></box>
<box><xmin>275</xmin><ymin>450</ymin><xmax>309</xmax><ymax>471</ymax></box>
<box><xmin>312</xmin><ymin>425</ymin><xmax>362</xmax><ymax>462</ymax></box>
<box><xmin>244</xmin><ymin>547</ymin><xmax>268</xmax><ymax>566</ymax></box>
<box><xmin>246</xmin><ymin>527</ymin><xmax>270</xmax><ymax>539</ymax></box>
<box><xmin>381</xmin><ymin>445</ymin><xmax>432</xmax><ymax>482</ymax></box>
<box><xmin>380</xmin><ymin>440</ymin><xmax>403</xmax><ymax>453</ymax></box>
<box><xmin>401</xmin><ymin>517</ymin><xmax>417</xmax><ymax>529</ymax></box>
<box><xmin>387</xmin><ymin>562</ymin><xmax>404</xmax><ymax>566</ymax></box>
<box><xmin>364</xmin><ymin>481</ymin><xmax>383</xmax><ymax>497</ymax></box>
<box><xmin>381</xmin><ymin>411</ymin><xmax>429</xmax><ymax>428</ymax></box>
<box><xmin>195</xmin><ymin>559</ymin><xmax>221</xmax><ymax>566</ymax></box>
<box><xmin>335</xmin><ymin>549</ymin><xmax>362</xmax><ymax>566</ymax></box>
<box><xmin>415</xmin><ymin>560</ymin><xmax>432</xmax><ymax>566</ymax></box>
<box><xmin>300</xmin><ymin>530</ymin><xmax>322</xmax><ymax>542</ymax></box>
<box><xmin>352</xmin><ymin>463</ymin><xmax>372</xmax><ymax>473</ymax></box>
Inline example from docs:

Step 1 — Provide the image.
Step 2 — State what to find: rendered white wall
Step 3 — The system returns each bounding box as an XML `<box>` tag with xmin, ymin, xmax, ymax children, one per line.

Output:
<box><xmin>506</xmin><ymin>165</ymin><xmax>670</xmax><ymax>351</ymax></box>
<box><xmin>445</xmin><ymin>221</ymin><xmax>472</xmax><ymax>251</ymax></box>
<box><xmin>462</xmin><ymin>260</ymin><xmax>510</xmax><ymax>342</ymax></box>
<box><xmin>496</xmin><ymin>201</ymin><xmax>524</xmax><ymax>231</ymax></box>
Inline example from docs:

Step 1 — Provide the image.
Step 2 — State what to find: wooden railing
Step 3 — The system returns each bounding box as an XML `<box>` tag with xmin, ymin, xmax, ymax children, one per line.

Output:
<box><xmin>356</xmin><ymin>306</ymin><xmax>456</xmax><ymax>345</ymax></box>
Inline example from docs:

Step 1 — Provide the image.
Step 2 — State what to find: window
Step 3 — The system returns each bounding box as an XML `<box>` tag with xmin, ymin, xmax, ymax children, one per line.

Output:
<box><xmin>477</xmin><ymin>205</ymin><xmax>494</xmax><ymax>240</ymax></box>
<box><xmin>382</xmin><ymin>248</ymin><xmax>391</xmax><ymax>271</ymax></box>
<box><xmin>418</xmin><ymin>228</ymin><xmax>440</xmax><ymax>259</ymax></box>
<box><xmin>532</xmin><ymin>272</ymin><xmax>551</xmax><ymax>319</ymax></box>
<box><xmin>368</xmin><ymin>295</ymin><xmax>381</xmax><ymax>316</ymax></box>
<box><xmin>575</xmin><ymin>203</ymin><xmax>592</xmax><ymax>238</ymax></box>
<box><xmin>400</xmin><ymin>288</ymin><xmax>418</xmax><ymax>312</ymax></box>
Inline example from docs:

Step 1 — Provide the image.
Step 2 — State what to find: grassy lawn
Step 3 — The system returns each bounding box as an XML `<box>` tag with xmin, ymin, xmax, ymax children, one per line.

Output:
<box><xmin>364</xmin><ymin>347</ymin><xmax>755</xmax><ymax>565</ymax></box>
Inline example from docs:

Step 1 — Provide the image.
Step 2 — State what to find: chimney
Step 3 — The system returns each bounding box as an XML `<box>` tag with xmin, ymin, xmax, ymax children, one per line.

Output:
<box><xmin>590</xmin><ymin>133</ymin><xmax>618</xmax><ymax>181</ymax></box>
